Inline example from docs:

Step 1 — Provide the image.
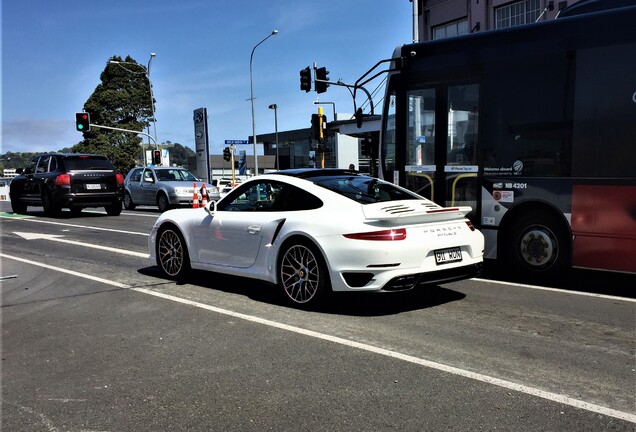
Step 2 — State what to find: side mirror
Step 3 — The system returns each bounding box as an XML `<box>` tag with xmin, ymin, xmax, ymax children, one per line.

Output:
<box><xmin>204</xmin><ymin>200</ymin><xmax>217</xmax><ymax>216</ymax></box>
<box><xmin>16</xmin><ymin>168</ymin><xmax>24</xmax><ymax>175</ymax></box>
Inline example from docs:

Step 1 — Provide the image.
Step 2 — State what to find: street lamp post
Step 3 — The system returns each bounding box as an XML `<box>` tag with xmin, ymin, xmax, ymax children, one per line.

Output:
<box><xmin>250</xmin><ymin>30</ymin><xmax>278</xmax><ymax>176</ymax></box>
<box><xmin>147</xmin><ymin>53</ymin><xmax>157</xmax><ymax>144</ymax></box>
<box><xmin>268</xmin><ymin>104</ymin><xmax>279</xmax><ymax>170</ymax></box>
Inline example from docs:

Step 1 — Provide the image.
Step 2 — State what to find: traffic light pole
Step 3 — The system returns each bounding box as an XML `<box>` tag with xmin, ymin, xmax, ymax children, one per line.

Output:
<box><xmin>230</xmin><ymin>145</ymin><xmax>236</xmax><ymax>186</ymax></box>
<box><xmin>88</xmin><ymin>124</ymin><xmax>158</xmax><ymax>148</ymax></box>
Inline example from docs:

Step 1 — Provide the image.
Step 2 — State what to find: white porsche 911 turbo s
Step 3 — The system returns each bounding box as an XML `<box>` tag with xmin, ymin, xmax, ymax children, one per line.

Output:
<box><xmin>149</xmin><ymin>169</ymin><xmax>484</xmax><ymax>307</ymax></box>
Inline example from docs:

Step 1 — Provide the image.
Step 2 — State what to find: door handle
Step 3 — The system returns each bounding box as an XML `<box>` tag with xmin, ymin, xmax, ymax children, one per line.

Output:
<box><xmin>247</xmin><ymin>225</ymin><xmax>262</xmax><ymax>235</ymax></box>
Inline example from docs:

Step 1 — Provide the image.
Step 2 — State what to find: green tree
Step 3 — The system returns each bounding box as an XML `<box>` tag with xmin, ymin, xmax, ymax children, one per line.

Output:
<box><xmin>73</xmin><ymin>55</ymin><xmax>154</xmax><ymax>175</ymax></box>
<box><xmin>169</xmin><ymin>142</ymin><xmax>195</xmax><ymax>167</ymax></box>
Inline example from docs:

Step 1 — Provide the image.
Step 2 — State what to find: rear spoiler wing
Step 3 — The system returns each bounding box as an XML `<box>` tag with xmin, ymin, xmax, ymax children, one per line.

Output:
<box><xmin>362</xmin><ymin>202</ymin><xmax>472</xmax><ymax>224</ymax></box>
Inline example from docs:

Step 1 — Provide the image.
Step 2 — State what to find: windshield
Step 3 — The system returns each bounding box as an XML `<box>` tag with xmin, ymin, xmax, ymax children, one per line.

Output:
<box><xmin>64</xmin><ymin>156</ymin><xmax>114</xmax><ymax>171</ymax></box>
<box><xmin>313</xmin><ymin>176</ymin><xmax>423</xmax><ymax>204</ymax></box>
<box><xmin>155</xmin><ymin>169</ymin><xmax>200</xmax><ymax>182</ymax></box>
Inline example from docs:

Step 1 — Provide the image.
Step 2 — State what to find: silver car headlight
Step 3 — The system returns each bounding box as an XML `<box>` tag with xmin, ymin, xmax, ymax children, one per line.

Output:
<box><xmin>174</xmin><ymin>187</ymin><xmax>190</xmax><ymax>195</ymax></box>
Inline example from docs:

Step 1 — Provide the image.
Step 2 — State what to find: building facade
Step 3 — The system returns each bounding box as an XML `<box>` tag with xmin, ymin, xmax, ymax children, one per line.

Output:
<box><xmin>416</xmin><ymin>0</ymin><xmax>581</xmax><ymax>42</ymax></box>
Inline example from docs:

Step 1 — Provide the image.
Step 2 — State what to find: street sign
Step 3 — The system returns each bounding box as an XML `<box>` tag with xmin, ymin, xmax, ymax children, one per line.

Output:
<box><xmin>225</xmin><ymin>140</ymin><xmax>249</xmax><ymax>145</ymax></box>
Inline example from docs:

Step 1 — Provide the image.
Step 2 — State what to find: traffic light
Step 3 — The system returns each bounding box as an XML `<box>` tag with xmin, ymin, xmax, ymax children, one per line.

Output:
<box><xmin>223</xmin><ymin>147</ymin><xmax>231</xmax><ymax>162</ymax></box>
<box><xmin>75</xmin><ymin>112</ymin><xmax>90</xmax><ymax>132</ymax></box>
<box><xmin>299</xmin><ymin>66</ymin><xmax>311</xmax><ymax>92</ymax></box>
<box><xmin>311</xmin><ymin>113</ymin><xmax>327</xmax><ymax>144</ymax></box>
<box><xmin>153</xmin><ymin>150</ymin><xmax>162</xmax><ymax>165</ymax></box>
<box><xmin>315</xmin><ymin>66</ymin><xmax>330</xmax><ymax>94</ymax></box>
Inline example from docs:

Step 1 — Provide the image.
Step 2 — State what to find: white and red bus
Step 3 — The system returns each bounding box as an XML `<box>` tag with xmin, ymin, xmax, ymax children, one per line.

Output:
<box><xmin>378</xmin><ymin>2</ymin><xmax>636</xmax><ymax>275</ymax></box>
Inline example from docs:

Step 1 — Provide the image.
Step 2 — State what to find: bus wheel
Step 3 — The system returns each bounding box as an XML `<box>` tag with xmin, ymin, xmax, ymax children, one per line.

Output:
<box><xmin>505</xmin><ymin>210</ymin><xmax>570</xmax><ymax>275</ymax></box>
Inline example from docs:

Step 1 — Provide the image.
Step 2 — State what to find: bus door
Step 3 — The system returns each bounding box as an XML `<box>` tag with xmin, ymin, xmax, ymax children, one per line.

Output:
<box><xmin>404</xmin><ymin>83</ymin><xmax>480</xmax><ymax>218</ymax></box>
<box><xmin>444</xmin><ymin>83</ymin><xmax>479</xmax><ymax>219</ymax></box>
<box><xmin>404</xmin><ymin>87</ymin><xmax>437</xmax><ymax>201</ymax></box>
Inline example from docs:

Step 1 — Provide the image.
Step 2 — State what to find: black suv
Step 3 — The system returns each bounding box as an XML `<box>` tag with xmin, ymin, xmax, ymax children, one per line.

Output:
<box><xmin>10</xmin><ymin>153</ymin><xmax>124</xmax><ymax>217</ymax></box>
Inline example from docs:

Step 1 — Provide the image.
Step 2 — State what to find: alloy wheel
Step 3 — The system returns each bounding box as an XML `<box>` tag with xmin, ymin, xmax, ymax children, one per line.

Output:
<box><xmin>158</xmin><ymin>229</ymin><xmax>186</xmax><ymax>277</ymax></box>
<box><xmin>280</xmin><ymin>244</ymin><xmax>321</xmax><ymax>304</ymax></box>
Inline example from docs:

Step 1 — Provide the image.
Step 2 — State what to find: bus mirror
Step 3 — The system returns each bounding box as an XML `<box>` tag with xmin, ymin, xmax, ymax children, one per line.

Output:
<box><xmin>355</xmin><ymin>108</ymin><xmax>363</xmax><ymax>128</ymax></box>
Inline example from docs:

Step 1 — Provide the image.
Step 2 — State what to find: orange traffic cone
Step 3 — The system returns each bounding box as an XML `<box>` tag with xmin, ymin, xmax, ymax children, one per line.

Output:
<box><xmin>201</xmin><ymin>183</ymin><xmax>208</xmax><ymax>206</ymax></box>
<box><xmin>192</xmin><ymin>182</ymin><xmax>199</xmax><ymax>208</ymax></box>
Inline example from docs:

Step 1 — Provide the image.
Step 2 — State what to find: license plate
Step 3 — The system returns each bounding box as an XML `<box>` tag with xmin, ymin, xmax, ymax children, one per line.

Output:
<box><xmin>434</xmin><ymin>247</ymin><xmax>463</xmax><ymax>265</ymax></box>
<box><xmin>86</xmin><ymin>184</ymin><xmax>101</xmax><ymax>190</ymax></box>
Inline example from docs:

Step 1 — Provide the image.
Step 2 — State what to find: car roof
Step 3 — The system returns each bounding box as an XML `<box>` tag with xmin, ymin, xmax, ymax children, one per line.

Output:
<box><xmin>146</xmin><ymin>166</ymin><xmax>186</xmax><ymax>169</ymax></box>
<box><xmin>38</xmin><ymin>153</ymin><xmax>106</xmax><ymax>158</ymax></box>
<box><xmin>272</xmin><ymin>168</ymin><xmax>361</xmax><ymax>179</ymax></box>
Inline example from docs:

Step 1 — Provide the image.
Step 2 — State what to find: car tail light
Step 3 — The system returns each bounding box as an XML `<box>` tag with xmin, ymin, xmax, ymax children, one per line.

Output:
<box><xmin>116</xmin><ymin>173</ymin><xmax>124</xmax><ymax>186</ymax></box>
<box><xmin>55</xmin><ymin>174</ymin><xmax>71</xmax><ymax>186</ymax></box>
<box><xmin>465</xmin><ymin>220</ymin><xmax>476</xmax><ymax>231</ymax></box>
<box><xmin>343</xmin><ymin>228</ymin><xmax>407</xmax><ymax>241</ymax></box>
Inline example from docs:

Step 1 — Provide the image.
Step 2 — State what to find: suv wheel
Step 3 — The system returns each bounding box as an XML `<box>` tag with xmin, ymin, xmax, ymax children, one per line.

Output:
<box><xmin>10</xmin><ymin>194</ymin><xmax>27</xmax><ymax>214</ymax></box>
<box><xmin>105</xmin><ymin>201</ymin><xmax>122</xmax><ymax>216</ymax></box>
<box><xmin>42</xmin><ymin>192</ymin><xmax>61</xmax><ymax>217</ymax></box>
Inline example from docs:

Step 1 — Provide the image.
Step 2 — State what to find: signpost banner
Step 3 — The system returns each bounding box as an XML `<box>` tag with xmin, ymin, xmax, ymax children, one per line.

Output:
<box><xmin>193</xmin><ymin>108</ymin><xmax>211</xmax><ymax>182</ymax></box>
<box><xmin>238</xmin><ymin>151</ymin><xmax>247</xmax><ymax>176</ymax></box>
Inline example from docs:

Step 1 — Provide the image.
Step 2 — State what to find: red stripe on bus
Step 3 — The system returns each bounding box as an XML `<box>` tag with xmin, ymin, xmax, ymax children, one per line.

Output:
<box><xmin>571</xmin><ymin>185</ymin><xmax>636</xmax><ymax>273</ymax></box>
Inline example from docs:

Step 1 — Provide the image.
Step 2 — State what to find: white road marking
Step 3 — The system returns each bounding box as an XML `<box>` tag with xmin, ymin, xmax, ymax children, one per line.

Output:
<box><xmin>23</xmin><ymin>218</ymin><xmax>149</xmax><ymax>236</ymax></box>
<box><xmin>86</xmin><ymin>209</ymin><xmax>161</xmax><ymax>218</ymax></box>
<box><xmin>2</xmin><ymin>252</ymin><xmax>634</xmax><ymax>424</ymax></box>
<box><xmin>1</xmin><ymin>253</ymin><xmax>129</xmax><ymax>288</ymax></box>
<box><xmin>11</xmin><ymin>232</ymin><xmax>149</xmax><ymax>259</ymax></box>
<box><xmin>472</xmin><ymin>278</ymin><xmax>636</xmax><ymax>303</ymax></box>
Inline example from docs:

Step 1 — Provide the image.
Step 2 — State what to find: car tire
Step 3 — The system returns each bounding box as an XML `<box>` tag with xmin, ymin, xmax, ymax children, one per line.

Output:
<box><xmin>156</xmin><ymin>226</ymin><xmax>190</xmax><ymax>279</ymax></box>
<box><xmin>157</xmin><ymin>193</ymin><xmax>171</xmax><ymax>212</ymax></box>
<box><xmin>124</xmin><ymin>192</ymin><xmax>136</xmax><ymax>210</ymax></box>
<box><xmin>105</xmin><ymin>201</ymin><xmax>122</xmax><ymax>216</ymax></box>
<box><xmin>503</xmin><ymin>209</ymin><xmax>570</xmax><ymax>275</ymax></box>
<box><xmin>10</xmin><ymin>194</ymin><xmax>27</xmax><ymax>214</ymax></box>
<box><xmin>41</xmin><ymin>191</ymin><xmax>61</xmax><ymax>217</ymax></box>
<box><xmin>278</xmin><ymin>239</ymin><xmax>330</xmax><ymax>308</ymax></box>
<box><xmin>70</xmin><ymin>207</ymin><xmax>83</xmax><ymax>216</ymax></box>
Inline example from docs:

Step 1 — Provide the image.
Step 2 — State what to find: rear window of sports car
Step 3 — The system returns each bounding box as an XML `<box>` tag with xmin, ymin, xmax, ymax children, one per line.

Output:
<box><xmin>63</xmin><ymin>156</ymin><xmax>114</xmax><ymax>171</ymax></box>
<box><xmin>313</xmin><ymin>176</ymin><xmax>422</xmax><ymax>204</ymax></box>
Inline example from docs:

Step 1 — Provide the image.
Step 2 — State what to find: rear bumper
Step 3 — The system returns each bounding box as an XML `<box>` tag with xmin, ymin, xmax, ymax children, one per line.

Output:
<box><xmin>56</xmin><ymin>191</ymin><xmax>123</xmax><ymax>208</ymax></box>
<box><xmin>382</xmin><ymin>262</ymin><xmax>483</xmax><ymax>291</ymax></box>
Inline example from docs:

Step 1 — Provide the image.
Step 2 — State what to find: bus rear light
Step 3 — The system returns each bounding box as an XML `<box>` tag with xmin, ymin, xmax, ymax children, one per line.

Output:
<box><xmin>116</xmin><ymin>173</ymin><xmax>124</xmax><ymax>186</ymax></box>
<box><xmin>465</xmin><ymin>221</ymin><xmax>476</xmax><ymax>231</ymax></box>
<box><xmin>54</xmin><ymin>174</ymin><xmax>71</xmax><ymax>186</ymax></box>
<box><xmin>344</xmin><ymin>228</ymin><xmax>407</xmax><ymax>241</ymax></box>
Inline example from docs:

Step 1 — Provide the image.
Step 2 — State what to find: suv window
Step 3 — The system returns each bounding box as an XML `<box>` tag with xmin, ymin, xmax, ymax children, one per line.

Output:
<box><xmin>63</xmin><ymin>156</ymin><xmax>114</xmax><ymax>171</ymax></box>
<box><xmin>25</xmin><ymin>158</ymin><xmax>38</xmax><ymax>174</ymax></box>
<box><xmin>36</xmin><ymin>156</ymin><xmax>51</xmax><ymax>173</ymax></box>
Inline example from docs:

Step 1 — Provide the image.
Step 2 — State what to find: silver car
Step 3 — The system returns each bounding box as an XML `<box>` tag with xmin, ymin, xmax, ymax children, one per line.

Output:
<box><xmin>123</xmin><ymin>166</ymin><xmax>220</xmax><ymax>212</ymax></box>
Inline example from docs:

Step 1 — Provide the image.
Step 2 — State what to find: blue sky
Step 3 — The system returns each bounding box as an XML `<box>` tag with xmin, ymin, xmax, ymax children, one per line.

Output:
<box><xmin>3</xmin><ymin>0</ymin><xmax>413</xmax><ymax>156</ymax></box>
